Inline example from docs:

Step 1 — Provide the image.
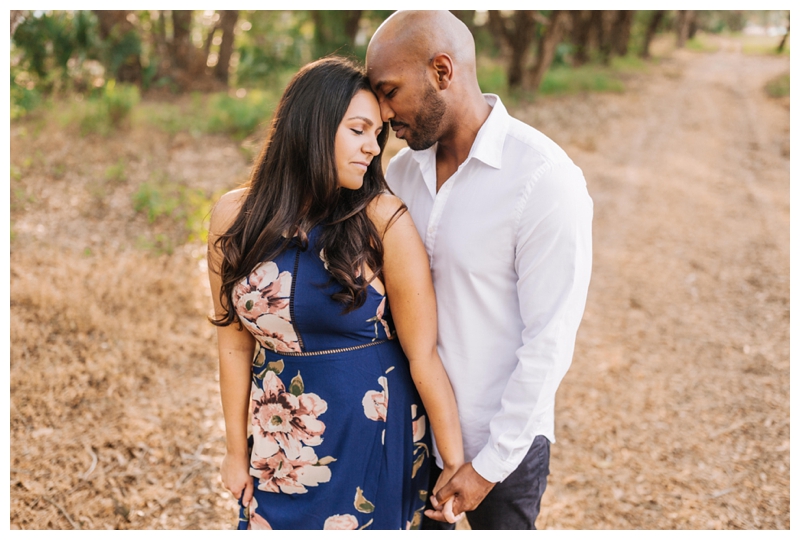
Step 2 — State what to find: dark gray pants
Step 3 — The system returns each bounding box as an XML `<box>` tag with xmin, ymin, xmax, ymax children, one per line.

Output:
<box><xmin>421</xmin><ymin>435</ymin><xmax>551</xmax><ymax>530</ymax></box>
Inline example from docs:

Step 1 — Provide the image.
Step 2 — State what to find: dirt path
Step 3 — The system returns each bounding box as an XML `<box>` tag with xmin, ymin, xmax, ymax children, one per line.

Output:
<box><xmin>516</xmin><ymin>41</ymin><xmax>789</xmax><ymax>529</ymax></box>
<box><xmin>9</xmin><ymin>40</ymin><xmax>788</xmax><ymax>529</ymax></box>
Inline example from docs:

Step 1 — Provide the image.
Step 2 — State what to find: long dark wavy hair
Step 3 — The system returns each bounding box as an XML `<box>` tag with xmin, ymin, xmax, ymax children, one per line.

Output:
<box><xmin>211</xmin><ymin>56</ymin><xmax>401</xmax><ymax>326</ymax></box>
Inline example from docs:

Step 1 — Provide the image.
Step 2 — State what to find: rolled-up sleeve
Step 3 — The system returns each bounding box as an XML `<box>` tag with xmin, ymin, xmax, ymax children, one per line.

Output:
<box><xmin>472</xmin><ymin>160</ymin><xmax>593</xmax><ymax>483</ymax></box>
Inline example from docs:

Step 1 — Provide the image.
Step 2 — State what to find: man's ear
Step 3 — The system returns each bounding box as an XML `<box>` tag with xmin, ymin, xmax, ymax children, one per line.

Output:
<box><xmin>430</xmin><ymin>53</ymin><xmax>453</xmax><ymax>90</ymax></box>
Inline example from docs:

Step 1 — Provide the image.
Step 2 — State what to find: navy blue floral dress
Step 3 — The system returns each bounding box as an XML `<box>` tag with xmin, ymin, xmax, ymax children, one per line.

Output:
<box><xmin>231</xmin><ymin>225</ymin><xmax>431</xmax><ymax>530</ymax></box>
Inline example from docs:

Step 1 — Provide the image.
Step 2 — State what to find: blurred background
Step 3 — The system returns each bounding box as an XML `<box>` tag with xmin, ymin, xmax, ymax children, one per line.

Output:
<box><xmin>8</xmin><ymin>10</ymin><xmax>790</xmax><ymax>529</ymax></box>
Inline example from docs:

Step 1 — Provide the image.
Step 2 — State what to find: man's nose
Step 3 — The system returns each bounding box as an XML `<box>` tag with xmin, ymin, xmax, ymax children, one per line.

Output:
<box><xmin>378</xmin><ymin>99</ymin><xmax>394</xmax><ymax>123</ymax></box>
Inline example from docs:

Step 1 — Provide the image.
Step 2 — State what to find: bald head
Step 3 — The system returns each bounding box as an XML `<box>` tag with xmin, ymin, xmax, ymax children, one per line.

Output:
<box><xmin>365</xmin><ymin>11</ymin><xmax>490</xmax><ymax>152</ymax></box>
<box><xmin>367</xmin><ymin>10</ymin><xmax>476</xmax><ymax>78</ymax></box>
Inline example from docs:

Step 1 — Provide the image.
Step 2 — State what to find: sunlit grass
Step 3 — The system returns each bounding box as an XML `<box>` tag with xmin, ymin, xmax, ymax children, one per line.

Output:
<box><xmin>539</xmin><ymin>65</ymin><xmax>626</xmax><ymax>96</ymax></box>
<box><xmin>56</xmin><ymin>82</ymin><xmax>141</xmax><ymax>136</ymax></box>
<box><xmin>740</xmin><ymin>34</ymin><xmax>790</xmax><ymax>56</ymax></box>
<box><xmin>135</xmin><ymin>89</ymin><xmax>279</xmax><ymax>140</ymax></box>
<box><xmin>132</xmin><ymin>174</ymin><xmax>219</xmax><ymax>248</ymax></box>
<box><xmin>686</xmin><ymin>34</ymin><xmax>721</xmax><ymax>53</ymax></box>
<box><xmin>478</xmin><ymin>54</ymin><xmax>635</xmax><ymax>101</ymax></box>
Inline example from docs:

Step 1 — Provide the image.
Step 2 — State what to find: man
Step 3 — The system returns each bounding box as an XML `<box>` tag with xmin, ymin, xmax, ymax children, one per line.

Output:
<box><xmin>366</xmin><ymin>11</ymin><xmax>593</xmax><ymax>530</ymax></box>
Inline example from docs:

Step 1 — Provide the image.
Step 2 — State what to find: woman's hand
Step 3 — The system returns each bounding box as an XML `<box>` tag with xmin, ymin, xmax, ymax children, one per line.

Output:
<box><xmin>221</xmin><ymin>450</ymin><xmax>254</xmax><ymax>508</ymax></box>
<box><xmin>429</xmin><ymin>464</ymin><xmax>466</xmax><ymax>523</ymax></box>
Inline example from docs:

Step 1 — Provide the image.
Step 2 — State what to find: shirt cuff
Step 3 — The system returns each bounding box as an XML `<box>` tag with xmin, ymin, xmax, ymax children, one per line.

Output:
<box><xmin>471</xmin><ymin>445</ymin><xmax>517</xmax><ymax>484</ymax></box>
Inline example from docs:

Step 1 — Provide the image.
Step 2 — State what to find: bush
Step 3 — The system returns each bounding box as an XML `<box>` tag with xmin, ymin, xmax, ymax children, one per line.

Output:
<box><xmin>10</xmin><ymin>79</ymin><xmax>42</xmax><ymax>119</ymax></box>
<box><xmin>205</xmin><ymin>90</ymin><xmax>277</xmax><ymax>140</ymax></box>
<box><xmin>77</xmin><ymin>80</ymin><xmax>140</xmax><ymax>136</ymax></box>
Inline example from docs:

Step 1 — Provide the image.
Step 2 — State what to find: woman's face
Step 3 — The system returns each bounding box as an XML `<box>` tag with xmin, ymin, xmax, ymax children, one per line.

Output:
<box><xmin>335</xmin><ymin>89</ymin><xmax>383</xmax><ymax>190</ymax></box>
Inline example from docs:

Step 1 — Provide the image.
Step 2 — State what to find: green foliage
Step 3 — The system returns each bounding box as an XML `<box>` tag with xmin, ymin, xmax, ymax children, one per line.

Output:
<box><xmin>540</xmin><ymin>66</ymin><xmax>625</xmax><ymax>95</ymax></box>
<box><xmin>132</xmin><ymin>176</ymin><xmax>216</xmax><ymax>244</ymax></box>
<box><xmin>235</xmin><ymin>11</ymin><xmax>315</xmax><ymax>87</ymax></box>
<box><xmin>10</xmin><ymin>77</ymin><xmax>42</xmax><ymax>119</ymax></box>
<box><xmin>478</xmin><ymin>54</ymin><xmax>629</xmax><ymax>100</ymax></box>
<box><xmin>132</xmin><ymin>181</ymin><xmax>182</xmax><ymax>224</ymax></box>
<box><xmin>205</xmin><ymin>90</ymin><xmax>278</xmax><ymax>140</ymax></box>
<box><xmin>476</xmin><ymin>58</ymin><xmax>508</xmax><ymax>96</ymax></box>
<box><xmin>765</xmin><ymin>73</ymin><xmax>789</xmax><ymax>98</ymax></box>
<box><xmin>69</xmin><ymin>80</ymin><xmax>140</xmax><ymax>136</ymax></box>
<box><xmin>11</xmin><ymin>11</ymin><xmax>101</xmax><ymax>102</ymax></box>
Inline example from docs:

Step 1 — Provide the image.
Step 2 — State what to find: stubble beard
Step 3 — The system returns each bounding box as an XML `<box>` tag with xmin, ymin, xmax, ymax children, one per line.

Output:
<box><xmin>404</xmin><ymin>82</ymin><xmax>447</xmax><ymax>151</ymax></box>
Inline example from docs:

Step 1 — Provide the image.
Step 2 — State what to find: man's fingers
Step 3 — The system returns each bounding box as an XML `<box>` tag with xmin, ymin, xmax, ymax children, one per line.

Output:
<box><xmin>434</xmin><ymin>476</ymin><xmax>457</xmax><ymax>503</ymax></box>
<box><xmin>429</xmin><ymin>494</ymin><xmax>442</xmax><ymax>510</ymax></box>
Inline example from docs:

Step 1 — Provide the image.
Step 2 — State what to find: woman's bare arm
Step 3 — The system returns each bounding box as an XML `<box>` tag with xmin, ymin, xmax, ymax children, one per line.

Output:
<box><xmin>207</xmin><ymin>188</ymin><xmax>256</xmax><ymax>507</ymax></box>
<box><xmin>369</xmin><ymin>194</ymin><xmax>464</xmax><ymax>496</ymax></box>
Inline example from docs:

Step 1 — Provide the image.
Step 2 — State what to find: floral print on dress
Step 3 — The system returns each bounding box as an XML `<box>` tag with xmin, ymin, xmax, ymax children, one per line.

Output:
<box><xmin>248</xmin><ymin>498</ymin><xmax>273</xmax><ymax>530</ymax></box>
<box><xmin>410</xmin><ymin>404</ymin><xmax>429</xmax><ymax>479</ymax></box>
<box><xmin>362</xmin><ymin>376</ymin><xmax>388</xmax><ymax>422</ymax></box>
<box><xmin>249</xmin><ymin>368</ymin><xmax>335</xmax><ymax>494</ymax></box>
<box><xmin>323</xmin><ymin>514</ymin><xmax>359</xmax><ymax>530</ymax></box>
<box><xmin>233</xmin><ymin>261</ymin><xmax>300</xmax><ymax>353</ymax></box>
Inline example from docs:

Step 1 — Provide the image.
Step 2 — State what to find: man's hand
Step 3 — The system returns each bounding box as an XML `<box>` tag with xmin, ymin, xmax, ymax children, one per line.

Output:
<box><xmin>424</xmin><ymin>462</ymin><xmax>496</xmax><ymax>522</ymax></box>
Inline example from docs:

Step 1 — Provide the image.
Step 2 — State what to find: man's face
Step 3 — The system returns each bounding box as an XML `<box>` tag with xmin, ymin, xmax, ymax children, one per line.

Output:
<box><xmin>367</xmin><ymin>61</ymin><xmax>446</xmax><ymax>151</ymax></box>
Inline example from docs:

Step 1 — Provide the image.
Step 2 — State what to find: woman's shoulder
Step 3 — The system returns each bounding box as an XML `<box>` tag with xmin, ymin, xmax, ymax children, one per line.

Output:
<box><xmin>209</xmin><ymin>187</ymin><xmax>248</xmax><ymax>236</ymax></box>
<box><xmin>366</xmin><ymin>192</ymin><xmax>407</xmax><ymax>233</ymax></box>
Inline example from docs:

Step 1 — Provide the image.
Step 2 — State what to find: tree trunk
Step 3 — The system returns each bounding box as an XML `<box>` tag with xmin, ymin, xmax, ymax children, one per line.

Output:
<box><xmin>311</xmin><ymin>11</ymin><xmax>362</xmax><ymax>58</ymax></box>
<box><xmin>487</xmin><ymin>10</ymin><xmax>508</xmax><ymax>53</ymax></box>
<box><xmin>93</xmin><ymin>10</ymin><xmax>143</xmax><ymax>85</ymax></box>
<box><xmin>597</xmin><ymin>11</ymin><xmax>613</xmax><ymax>65</ymax></box>
<box><xmin>214</xmin><ymin>10</ymin><xmax>238</xmax><ymax>85</ymax></box>
<box><xmin>675</xmin><ymin>10</ymin><xmax>694</xmax><ymax>49</ymax></box>
<box><xmin>640</xmin><ymin>10</ymin><xmax>665</xmax><ymax>59</ymax></box>
<box><xmin>343</xmin><ymin>10</ymin><xmax>361</xmax><ymax>44</ymax></box>
<box><xmin>489</xmin><ymin>10</ymin><xmax>538</xmax><ymax>89</ymax></box>
<box><xmin>571</xmin><ymin>11</ymin><xmax>593</xmax><ymax>66</ymax></box>
<box><xmin>527</xmin><ymin>11</ymin><xmax>568</xmax><ymax>92</ymax></box>
<box><xmin>611</xmin><ymin>10</ymin><xmax>635</xmax><ymax>56</ymax></box>
<box><xmin>170</xmin><ymin>10</ymin><xmax>194</xmax><ymax>70</ymax></box>
<box><xmin>688</xmin><ymin>14</ymin><xmax>699</xmax><ymax>40</ymax></box>
<box><xmin>166</xmin><ymin>10</ymin><xmax>219</xmax><ymax>92</ymax></box>
<box><xmin>777</xmin><ymin>13</ymin><xmax>789</xmax><ymax>53</ymax></box>
<box><xmin>152</xmin><ymin>10</ymin><xmax>167</xmax><ymax>58</ymax></box>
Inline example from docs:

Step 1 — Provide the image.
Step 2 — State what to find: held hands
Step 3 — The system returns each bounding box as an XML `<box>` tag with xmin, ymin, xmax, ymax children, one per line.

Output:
<box><xmin>221</xmin><ymin>451</ymin><xmax>254</xmax><ymax>508</ymax></box>
<box><xmin>424</xmin><ymin>462</ymin><xmax>495</xmax><ymax>523</ymax></box>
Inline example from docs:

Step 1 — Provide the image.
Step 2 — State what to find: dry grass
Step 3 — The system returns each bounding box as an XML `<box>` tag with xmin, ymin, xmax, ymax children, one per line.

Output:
<box><xmin>9</xmin><ymin>35</ymin><xmax>789</xmax><ymax>529</ymax></box>
<box><xmin>10</xmin><ymin>114</ymin><xmax>251</xmax><ymax>529</ymax></box>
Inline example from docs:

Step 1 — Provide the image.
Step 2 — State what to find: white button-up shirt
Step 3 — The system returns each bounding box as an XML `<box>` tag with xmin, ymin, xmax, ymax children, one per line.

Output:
<box><xmin>385</xmin><ymin>94</ymin><xmax>593</xmax><ymax>483</ymax></box>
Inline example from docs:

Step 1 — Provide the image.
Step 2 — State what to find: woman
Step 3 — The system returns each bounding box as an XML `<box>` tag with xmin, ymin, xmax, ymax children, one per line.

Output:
<box><xmin>207</xmin><ymin>57</ymin><xmax>463</xmax><ymax>530</ymax></box>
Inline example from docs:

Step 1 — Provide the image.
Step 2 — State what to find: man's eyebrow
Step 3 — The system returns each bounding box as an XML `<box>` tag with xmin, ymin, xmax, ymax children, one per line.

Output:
<box><xmin>347</xmin><ymin>116</ymin><xmax>374</xmax><ymax>126</ymax></box>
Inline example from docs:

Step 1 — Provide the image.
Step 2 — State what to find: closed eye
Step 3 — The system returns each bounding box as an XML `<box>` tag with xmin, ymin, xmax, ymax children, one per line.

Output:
<box><xmin>386</xmin><ymin>88</ymin><xmax>397</xmax><ymax>99</ymax></box>
<box><xmin>351</xmin><ymin>129</ymin><xmax>364</xmax><ymax>135</ymax></box>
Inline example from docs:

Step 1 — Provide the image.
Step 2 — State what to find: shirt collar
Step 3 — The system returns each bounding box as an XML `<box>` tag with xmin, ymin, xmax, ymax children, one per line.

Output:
<box><xmin>409</xmin><ymin>93</ymin><xmax>508</xmax><ymax>171</ymax></box>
